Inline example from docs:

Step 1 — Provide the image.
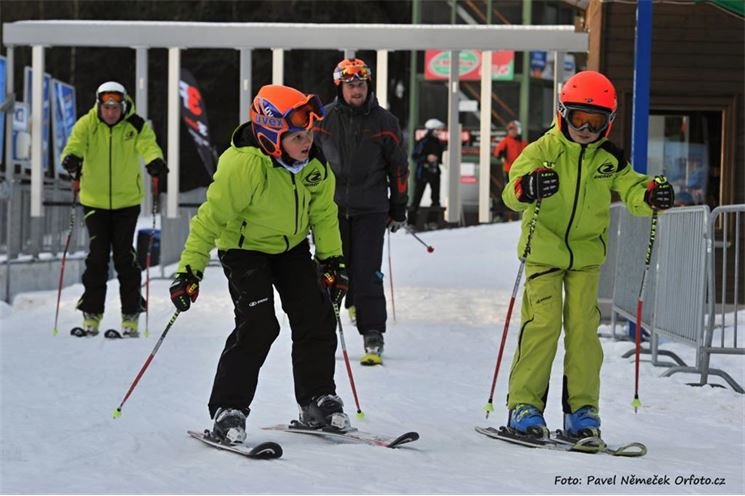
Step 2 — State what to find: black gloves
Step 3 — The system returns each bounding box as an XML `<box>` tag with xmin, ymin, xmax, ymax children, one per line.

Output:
<box><xmin>62</xmin><ymin>154</ymin><xmax>83</xmax><ymax>176</ymax></box>
<box><xmin>146</xmin><ymin>158</ymin><xmax>168</xmax><ymax>177</ymax></box>
<box><xmin>644</xmin><ymin>175</ymin><xmax>674</xmax><ymax>210</ymax></box>
<box><xmin>169</xmin><ymin>266</ymin><xmax>202</xmax><ymax>312</ymax></box>
<box><xmin>388</xmin><ymin>203</ymin><xmax>407</xmax><ymax>233</ymax></box>
<box><xmin>518</xmin><ymin>167</ymin><xmax>559</xmax><ymax>203</ymax></box>
<box><xmin>319</xmin><ymin>256</ymin><xmax>349</xmax><ymax>307</ymax></box>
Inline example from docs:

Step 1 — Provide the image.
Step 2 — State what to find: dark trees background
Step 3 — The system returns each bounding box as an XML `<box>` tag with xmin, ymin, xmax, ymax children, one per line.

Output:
<box><xmin>1</xmin><ymin>1</ymin><xmax>413</xmax><ymax>157</ymax></box>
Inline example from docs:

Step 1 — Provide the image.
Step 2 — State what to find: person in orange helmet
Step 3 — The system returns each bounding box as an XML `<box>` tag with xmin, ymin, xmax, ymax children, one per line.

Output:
<box><xmin>500</xmin><ymin>71</ymin><xmax>674</xmax><ymax>440</ymax></box>
<box><xmin>171</xmin><ymin>84</ymin><xmax>351</xmax><ymax>444</ymax></box>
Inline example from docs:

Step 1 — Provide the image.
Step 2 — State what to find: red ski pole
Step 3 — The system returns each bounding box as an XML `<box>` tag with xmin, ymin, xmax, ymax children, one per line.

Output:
<box><xmin>52</xmin><ymin>172</ymin><xmax>80</xmax><ymax>336</ymax></box>
<box><xmin>387</xmin><ymin>229</ymin><xmax>396</xmax><ymax>322</ymax></box>
<box><xmin>113</xmin><ymin>309</ymin><xmax>182</xmax><ymax>418</ymax></box>
<box><xmin>484</xmin><ymin>199</ymin><xmax>542</xmax><ymax>418</ymax></box>
<box><xmin>403</xmin><ymin>225</ymin><xmax>434</xmax><ymax>253</ymax></box>
<box><xmin>323</xmin><ymin>277</ymin><xmax>364</xmax><ymax>419</ymax></box>
<box><xmin>632</xmin><ymin>208</ymin><xmax>659</xmax><ymax>413</ymax></box>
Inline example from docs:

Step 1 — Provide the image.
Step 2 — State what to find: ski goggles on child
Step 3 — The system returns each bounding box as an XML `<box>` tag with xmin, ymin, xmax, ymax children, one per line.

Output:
<box><xmin>334</xmin><ymin>65</ymin><xmax>371</xmax><ymax>84</ymax></box>
<box><xmin>560</xmin><ymin>104</ymin><xmax>614</xmax><ymax>134</ymax></box>
<box><xmin>285</xmin><ymin>94</ymin><xmax>325</xmax><ymax>131</ymax></box>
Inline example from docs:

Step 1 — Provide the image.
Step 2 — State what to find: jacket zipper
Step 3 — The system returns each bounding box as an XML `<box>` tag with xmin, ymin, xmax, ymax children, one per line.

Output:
<box><xmin>108</xmin><ymin>127</ymin><xmax>113</xmax><ymax>210</ymax></box>
<box><xmin>291</xmin><ymin>174</ymin><xmax>299</xmax><ymax>235</ymax></box>
<box><xmin>563</xmin><ymin>145</ymin><xmax>585</xmax><ymax>270</ymax></box>
<box><xmin>238</xmin><ymin>221</ymin><xmax>247</xmax><ymax>248</ymax></box>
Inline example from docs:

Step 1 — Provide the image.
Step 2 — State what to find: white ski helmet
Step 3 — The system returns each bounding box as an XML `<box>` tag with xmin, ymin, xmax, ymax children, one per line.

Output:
<box><xmin>424</xmin><ymin>118</ymin><xmax>445</xmax><ymax>131</ymax></box>
<box><xmin>96</xmin><ymin>81</ymin><xmax>127</xmax><ymax>113</ymax></box>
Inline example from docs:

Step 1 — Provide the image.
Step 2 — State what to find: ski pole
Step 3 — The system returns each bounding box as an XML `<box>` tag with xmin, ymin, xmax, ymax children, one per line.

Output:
<box><xmin>323</xmin><ymin>280</ymin><xmax>364</xmax><ymax>419</ymax></box>
<box><xmin>632</xmin><ymin>207</ymin><xmax>660</xmax><ymax>413</ymax></box>
<box><xmin>144</xmin><ymin>176</ymin><xmax>160</xmax><ymax>338</ymax></box>
<box><xmin>113</xmin><ymin>309</ymin><xmax>181</xmax><ymax>418</ymax></box>
<box><xmin>484</xmin><ymin>199</ymin><xmax>542</xmax><ymax>418</ymax></box>
<box><xmin>53</xmin><ymin>172</ymin><xmax>80</xmax><ymax>336</ymax></box>
<box><xmin>387</xmin><ymin>229</ymin><xmax>396</xmax><ymax>322</ymax></box>
<box><xmin>403</xmin><ymin>225</ymin><xmax>435</xmax><ymax>253</ymax></box>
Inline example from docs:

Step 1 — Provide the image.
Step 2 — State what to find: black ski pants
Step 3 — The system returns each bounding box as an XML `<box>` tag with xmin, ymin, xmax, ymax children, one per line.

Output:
<box><xmin>208</xmin><ymin>240</ymin><xmax>338</xmax><ymax>418</ymax></box>
<box><xmin>338</xmin><ymin>212</ymin><xmax>388</xmax><ymax>335</ymax></box>
<box><xmin>410</xmin><ymin>168</ymin><xmax>441</xmax><ymax>212</ymax></box>
<box><xmin>77</xmin><ymin>205</ymin><xmax>142</xmax><ymax>315</ymax></box>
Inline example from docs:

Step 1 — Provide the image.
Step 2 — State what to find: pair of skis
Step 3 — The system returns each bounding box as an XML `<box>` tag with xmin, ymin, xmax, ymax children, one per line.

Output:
<box><xmin>188</xmin><ymin>422</ymin><xmax>420</xmax><ymax>460</ymax></box>
<box><xmin>474</xmin><ymin>425</ymin><xmax>647</xmax><ymax>457</ymax></box>
<box><xmin>70</xmin><ymin>327</ymin><xmax>138</xmax><ymax>339</ymax></box>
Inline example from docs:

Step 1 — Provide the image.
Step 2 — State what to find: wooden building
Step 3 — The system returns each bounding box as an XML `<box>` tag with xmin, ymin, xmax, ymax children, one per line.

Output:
<box><xmin>585</xmin><ymin>0</ymin><xmax>744</xmax><ymax>207</ymax></box>
<box><xmin>585</xmin><ymin>0</ymin><xmax>744</xmax><ymax>303</ymax></box>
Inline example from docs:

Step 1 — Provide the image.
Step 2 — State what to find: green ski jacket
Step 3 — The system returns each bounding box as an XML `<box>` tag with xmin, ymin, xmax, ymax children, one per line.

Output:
<box><xmin>502</xmin><ymin>126</ymin><xmax>654</xmax><ymax>270</ymax></box>
<box><xmin>176</xmin><ymin>123</ymin><xmax>343</xmax><ymax>277</ymax></box>
<box><xmin>62</xmin><ymin>97</ymin><xmax>163</xmax><ymax>210</ymax></box>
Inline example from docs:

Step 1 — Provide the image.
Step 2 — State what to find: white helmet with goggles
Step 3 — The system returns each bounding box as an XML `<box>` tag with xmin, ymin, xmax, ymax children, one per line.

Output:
<box><xmin>96</xmin><ymin>81</ymin><xmax>128</xmax><ymax>113</ymax></box>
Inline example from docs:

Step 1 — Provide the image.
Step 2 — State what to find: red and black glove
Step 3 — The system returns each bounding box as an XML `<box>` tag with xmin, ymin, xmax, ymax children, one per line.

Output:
<box><xmin>169</xmin><ymin>266</ymin><xmax>202</xmax><ymax>312</ymax></box>
<box><xmin>517</xmin><ymin>167</ymin><xmax>559</xmax><ymax>203</ymax></box>
<box><xmin>319</xmin><ymin>256</ymin><xmax>349</xmax><ymax>307</ymax></box>
<box><xmin>644</xmin><ymin>175</ymin><xmax>674</xmax><ymax>210</ymax></box>
<box><xmin>146</xmin><ymin>158</ymin><xmax>168</xmax><ymax>177</ymax></box>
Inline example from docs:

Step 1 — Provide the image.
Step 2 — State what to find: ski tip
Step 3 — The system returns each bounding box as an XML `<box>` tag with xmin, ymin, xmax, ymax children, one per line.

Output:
<box><xmin>112</xmin><ymin>407</ymin><xmax>122</xmax><ymax>419</ymax></box>
<box><xmin>250</xmin><ymin>441</ymin><xmax>283</xmax><ymax>459</ymax></box>
<box><xmin>104</xmin><ymin>329</ymin><xmax>123</xmax><ymax>339</ymax></box>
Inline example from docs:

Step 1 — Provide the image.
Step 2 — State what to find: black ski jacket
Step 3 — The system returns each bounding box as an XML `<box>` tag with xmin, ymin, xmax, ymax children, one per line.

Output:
<box><xmin>314</xmin><ymin>94</ymin><xmax>409</xmax><ymax>218</ymax></box>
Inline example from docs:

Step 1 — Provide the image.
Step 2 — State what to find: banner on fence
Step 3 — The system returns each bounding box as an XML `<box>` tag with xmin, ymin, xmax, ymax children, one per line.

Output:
<box><xmin>51</xmin><ymin>79</ymin><xmax>77</xmax><ymax>175</ymax></box>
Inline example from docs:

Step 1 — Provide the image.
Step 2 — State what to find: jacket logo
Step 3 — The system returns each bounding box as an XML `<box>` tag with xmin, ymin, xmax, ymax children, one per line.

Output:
<box><xmin>593</xmin><ymin>162</ymin><xmax>615</xmax><ymax>179</ymax></box>
<box><xmin>304</xmin><ymin>170</ymin><xmax>322</xmax><ymax>186</ymax></box>
<box><xmin>124</xmin><ymin>130</ymin><xmax>135</xmax><ymax>141</ymax></box>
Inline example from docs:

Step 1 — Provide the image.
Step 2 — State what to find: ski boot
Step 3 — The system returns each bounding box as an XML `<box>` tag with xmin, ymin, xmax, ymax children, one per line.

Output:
<box><xmin>211</xmin><ymin>407</ymin><xmax>250</xmax><ymax>445</ymax></box>
<box><xmin>360</xmin><ymin>330</ymin><xmax>384</xmax><ymax>366</ymax></box>
<box><xmin>563</xmin><ymin>405</ymin><xmax>601</xmax><ymax>439</ymax></box>
<box><xmin>82</xmin><ymin>312</ymin><xmax>103</xmax><ymax>336</ymax></box>
<box><xmin>508</xmin><ymin>404</ymin><xmax>549</xmax><ymax>438</ymax></box>
<box><xmin>121</xmin><ymin>313</ymin><xmax>140</xmax><ymax>338</ymax></box>
<box><xmin>298</xmin><ymin>394</ymin><xmax>351</xmax><ymax>432</ymax></box>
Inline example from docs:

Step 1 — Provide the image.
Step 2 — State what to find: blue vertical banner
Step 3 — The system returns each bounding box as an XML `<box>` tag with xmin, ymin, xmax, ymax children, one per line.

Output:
<box><xmin>23</xmin><ymin>66</ymin><xmax>52</xmax><ymax>170</ymax></box>
<box><xmin>0</xmin><ymin>56</ymin><xmax>6</xmax><ymax>165</ymax></box>
<box><xmin>51</xmin><ymin>79</ymin><xmax>77</xmax><ymax>174</ymax></box>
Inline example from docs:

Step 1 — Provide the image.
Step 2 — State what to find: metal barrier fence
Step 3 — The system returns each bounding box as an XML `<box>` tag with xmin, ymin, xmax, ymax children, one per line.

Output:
<box><xmin>597</xmin><ymin>203</ymin><xmax>622</xmax><ymax>315</ymax></box>
<box><xmin>609</xmin><ymin>204</ymin><xmax>744</xmax><ymax>393</ymax></box>
<box><xmin>694</xmin><ymin>205</ymin><xmax>744</xmax><ymax>391</ymax></box>
<box><xmin>1</xmin><ymin>179</ymin><xmax>88</xmax><ymax>259</ymax></box>
<box><xmin>2</xmin><ymin>179</ymin><xmax>203</xmax><ymax>302</ymax></box>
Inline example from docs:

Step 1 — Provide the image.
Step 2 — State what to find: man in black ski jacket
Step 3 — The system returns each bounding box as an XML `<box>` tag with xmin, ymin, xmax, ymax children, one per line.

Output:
<box><xmin>314</xmin><ymin>57</ymin><xmax>409</xmax><ymax>365</ymax></box>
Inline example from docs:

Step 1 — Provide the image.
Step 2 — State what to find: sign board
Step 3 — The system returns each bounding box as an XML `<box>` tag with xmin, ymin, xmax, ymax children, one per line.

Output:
<box><xmin>529</xmin><ymin>52</ymin><xmax>576</xmax><ymax>82</ymax></box>
<box><xmin>51</xmin><ymin>79</ymin><xmax>77</xmax><ymax>174</ymax></box>
<box><xmin>424</xmin><ymin>50</ymin><xmax>514</xmax><ymax>81</ymax></box>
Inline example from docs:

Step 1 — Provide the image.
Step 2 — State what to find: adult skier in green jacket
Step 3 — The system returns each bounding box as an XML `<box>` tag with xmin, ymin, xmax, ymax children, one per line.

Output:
<box><xmin>501</xmin><ymin>71</ymin><xmax>674</xmax><ymax>439</ymax></box>
<box><xmin>61</xmin><ymin>81</ymin><xmax>165</xmax><ymax>337</ymax></box>
<box><xmin>169</xmin><ymin>84</ymin><xmax>351</xmax><ymax>445</ymax></box>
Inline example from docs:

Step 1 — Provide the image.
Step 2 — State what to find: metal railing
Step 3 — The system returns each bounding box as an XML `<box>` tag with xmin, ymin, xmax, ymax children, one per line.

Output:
<box><xmin>608</xmin><ymin>204</ymin><xmax>744</xmax><ymax>392</ymax></box>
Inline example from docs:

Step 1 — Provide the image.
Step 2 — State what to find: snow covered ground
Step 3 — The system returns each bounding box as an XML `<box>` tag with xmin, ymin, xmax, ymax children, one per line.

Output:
<box><xmin>1</xmin><ymin>221</ymin><xmax>743</xmax><ymax>494</ymax></box>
